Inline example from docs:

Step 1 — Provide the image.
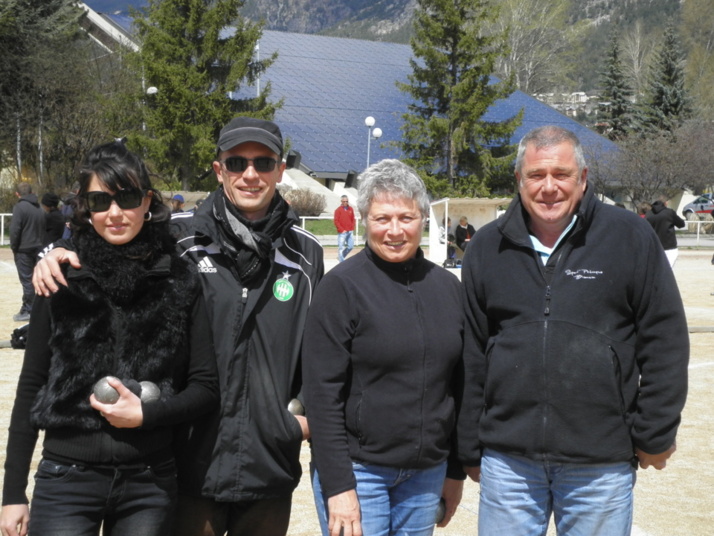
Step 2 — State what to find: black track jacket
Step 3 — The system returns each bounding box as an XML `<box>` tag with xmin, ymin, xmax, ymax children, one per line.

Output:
<box><xmin>171</xmin><ymin>192</ymin><xmax>323</xmax><ymax>502</ymax></box>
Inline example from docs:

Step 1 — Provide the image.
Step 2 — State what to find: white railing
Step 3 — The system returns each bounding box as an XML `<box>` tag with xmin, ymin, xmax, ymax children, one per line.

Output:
<box><xmin>0</xmin><ymin>213</ymin><xmax>10</xmax><ymax>246</ymax></box>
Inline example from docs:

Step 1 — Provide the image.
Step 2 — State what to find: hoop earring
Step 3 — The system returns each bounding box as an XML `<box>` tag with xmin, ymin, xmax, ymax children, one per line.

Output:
<box><xmin>144</xmin><ymin>212</ymin><xmax>153</xmax><ymax>222</ymax></box>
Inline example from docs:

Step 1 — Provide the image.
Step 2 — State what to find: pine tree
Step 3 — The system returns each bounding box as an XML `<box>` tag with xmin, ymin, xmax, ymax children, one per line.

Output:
<box><xmin>0</xmin><ymin>0</ymin><xmax>84</xmax><ymax>176</ymax></box>
<box><xmin>642</xmin><ymin>23</ymin><xmax>691</xmax><ymax>133</ymax></box>
<box><xmin>133</xmin><ymin>0</ymin><xmax>281</xmax><ymax>189</ymax></box>
<box><xmin>600</xmin><ymin>31</ymin><xmax>636</xmax><ymax>140</ymax></box>
<box><xmin>397</xmin><ymin>0</ymin><xmax>522</xmax><ymax>197</ymax></box>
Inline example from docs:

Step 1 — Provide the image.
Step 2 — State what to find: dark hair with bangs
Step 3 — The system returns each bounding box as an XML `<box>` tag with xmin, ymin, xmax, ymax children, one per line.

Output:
<box><xmin>72</xmin><ymin>140</ymin><xmax>170</xmax><ymax>232</ymax></box>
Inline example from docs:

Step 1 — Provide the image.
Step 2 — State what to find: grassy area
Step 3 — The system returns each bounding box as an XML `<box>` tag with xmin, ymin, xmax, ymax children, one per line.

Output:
<box><xmin>303</xmin><ymin>219</ymin><xmax>336</xmax><ymax>235</ymax></box>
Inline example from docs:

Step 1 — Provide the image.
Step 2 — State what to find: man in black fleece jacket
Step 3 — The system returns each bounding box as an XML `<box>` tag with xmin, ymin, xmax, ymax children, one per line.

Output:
<box><xmin>457</xmin><ymin>126</ymin><xmax>689</xmax><ymax>536</ymax></box>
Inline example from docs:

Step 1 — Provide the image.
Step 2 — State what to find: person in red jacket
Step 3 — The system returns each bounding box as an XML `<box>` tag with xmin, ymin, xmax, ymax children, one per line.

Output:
<box><xmin>333</xmin><ymin>195</ymin><xmax>356</xmax><ymax>262</ymax></box>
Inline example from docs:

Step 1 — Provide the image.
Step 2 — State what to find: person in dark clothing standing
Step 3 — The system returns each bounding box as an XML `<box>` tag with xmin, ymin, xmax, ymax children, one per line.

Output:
<box><xmin>303</xmin><ymin>159</ymin><xmax>464</xmax><ymax>536</ymax></box>
<box><xmin>41</xmin><ymin>193</ymin><xmax>65</xmax><ymax>246</ymax></box>
<box><xmin>0</xmin><ymin>141</ymin><xmax>218</xmax><ymax>536</ymax></box>
<box><xmin>646</xmin><ymin>197</ymin><xmax>686</xmax><ymax>267</ymax></box>
<box><xmin>10</xmin><ymin>183</ymin><xmax>45</xmax><ymax>322</ymax></box>
<box><xmin>458</xmin><ymin>126</ymin><xmax>688</xmax><ymax>536</ymax></box>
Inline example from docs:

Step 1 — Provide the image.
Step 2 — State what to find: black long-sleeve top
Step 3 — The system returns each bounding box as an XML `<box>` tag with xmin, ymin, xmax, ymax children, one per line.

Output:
<box><xmin>303</xmin><ymin>246</ymin><xmax>465</xmax><ymax>499</ymax></box>
<box><xmin>3</xmin><ymin>277</ymin><xmax>218</xmax><ymax>506</ymax></box>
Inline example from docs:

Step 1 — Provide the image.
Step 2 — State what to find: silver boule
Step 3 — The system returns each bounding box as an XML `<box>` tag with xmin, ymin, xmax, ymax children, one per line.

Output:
<box><xmin>93</xmin><ymin>376</ymin><xmax>120</xmax><ymax>404</ymax></box>
<box><xmin>140</xmin><ymin>381</ymin><xmax>161</xmax><ymax>403</ymax></box>
<box><xmin>287</xmin><ymin>398</ymin><xmax>305</xmax><ymax>416</ymax></box>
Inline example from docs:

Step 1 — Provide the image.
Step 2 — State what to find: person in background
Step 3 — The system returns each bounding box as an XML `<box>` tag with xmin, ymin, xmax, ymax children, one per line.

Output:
<box><xmin>304</xmin><ymin>159</ymin><xmax>465</xmax><ymax>536</ymax></box>
<box><xmin>333</xmin><ymin>195</ymin><xmax>356</xmax><ymax>262</ymax></box>
<box><xmin>457</xmin><ymin>125</ymin><xmax>688</xmax><ymax>536</ymax></box>
<box><xmin>41</xmin><ymin>193</ymin><xmax>65</xmax><ymax>246</ymax></box>
<box><xmin>454</xmin><ymin>216</ymin><xmax>475</xmax><ymax>252</ymax></box>
<box><xmin>637</xmin><ymin>201</ymin><xmax>651</xmax><ymax>218</ymax></box>
<box><xmin>32</xmin><ymin>117</ymin><xmax>324</xmax><ymax>536</ymax></box>
<box><xmin>0</xmin><ymin>140</ymin><xmax>218</xmax><ymax>536</ymax></box>
<box><xmin>439</xmin><ymin>217</ymin><xmax>456</xmax><ymax>261</ymax></box>
<box><xmin>61</xmin><ymin>181</ymin><xmax>80</xmax><ymax>239</ymax></box>
<box><xmin>646</xmin><ymin>196</ymin><xmax>686</xmax><ymax>267</ymax></box>
<box><xmin>10</xmin><ymin>182</ymin><xmax>45</xmax><ymax>322</ymax></box>
<box><xmin>171</xmin><ymin>194</ymin><xmax>185</xmax><ymax>214</ymax></box>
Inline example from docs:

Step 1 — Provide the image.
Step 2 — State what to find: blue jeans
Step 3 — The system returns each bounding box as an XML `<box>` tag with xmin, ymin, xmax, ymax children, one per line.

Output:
<box><xmin>312</xmin><ymin>461</ymin><xmax>446</xmax><ymax>536</ymax></box>
<box><xmin>337</xmin><ymin>231</ymin><xmax>354</xmax><ymax>262</ymax></box>
<box><xmin>28</xmin><ymin>458</ymin><xmax>177</xmax><ymax>536</ymax></box>
<box><xmin>479</xmin><ymin>449</ymin><xmax>636</xmax><ymax>536</ymax></box>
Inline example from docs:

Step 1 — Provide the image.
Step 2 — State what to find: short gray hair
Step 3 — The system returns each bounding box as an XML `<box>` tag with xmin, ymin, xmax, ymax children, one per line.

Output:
<box><xmin>514</xmin><ymin>126</ymin><xmax>587</xmax><ymax>176</ymax></box>
<box><xmin>357</xmin><ymin>159</ymin><xmax>430</xmax><ymax>221</ymax></box>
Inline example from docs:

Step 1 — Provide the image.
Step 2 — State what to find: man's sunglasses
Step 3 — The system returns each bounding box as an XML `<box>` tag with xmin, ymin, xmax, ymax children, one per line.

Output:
<box><xmin>83</xmin><ymin>189</ymin><xmax>146</xmax><ymax>212</ymax></box>
<box><xmin>220</xmin><ymin>156</ymin><xmax>278</xmax><ymax>173</ymax></box>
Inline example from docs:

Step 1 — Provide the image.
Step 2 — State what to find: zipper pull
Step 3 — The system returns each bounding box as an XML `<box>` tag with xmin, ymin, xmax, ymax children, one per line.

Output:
<box><xmin>544</xmin><ymin>285</ymin><xmax>551</xmax><ymax>315</ymax></box>
<box><xmin>242</xmin><ymin>287</ymin><xmax>248</xmax><ymax>303</ymax></box>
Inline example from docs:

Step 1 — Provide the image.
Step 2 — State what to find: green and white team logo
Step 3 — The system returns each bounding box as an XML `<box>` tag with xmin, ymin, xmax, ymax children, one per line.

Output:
<box><xmin>273</xmin><ymin>272</ymin><xmax>294</xmax><ymax>302</ymax></box>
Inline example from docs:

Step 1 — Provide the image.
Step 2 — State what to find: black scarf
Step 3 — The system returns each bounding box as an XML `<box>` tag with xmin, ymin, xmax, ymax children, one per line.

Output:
<box><xmin>213</xmin><ymin>187</ymin><xmax>294</xmax><ymax>284</ymax></box>
<box><xmin>74</xmin><ymin>222</ymin><xmax>176</xmax><ymax>305</ymax></box>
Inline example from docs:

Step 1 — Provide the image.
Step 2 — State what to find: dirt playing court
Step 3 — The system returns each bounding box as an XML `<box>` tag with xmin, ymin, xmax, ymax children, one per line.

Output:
<box><xmin>0</xmin><ymin>246</ymin><xmax>711</xmax><ymax>535</ymax></box>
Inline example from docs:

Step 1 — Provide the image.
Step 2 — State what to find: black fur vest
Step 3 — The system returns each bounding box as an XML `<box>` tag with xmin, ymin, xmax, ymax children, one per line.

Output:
<box><xmin>30</xmin><ymin>224</ymin><xmax>200</xmax><ymax>431</ymax></box>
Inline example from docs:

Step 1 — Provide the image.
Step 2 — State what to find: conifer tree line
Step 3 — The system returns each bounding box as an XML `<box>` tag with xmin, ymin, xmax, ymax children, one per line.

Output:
<box><xmin>0</xmin><ymin>0</ymin><xmax>712</xmax><ymax>206</ymax></box>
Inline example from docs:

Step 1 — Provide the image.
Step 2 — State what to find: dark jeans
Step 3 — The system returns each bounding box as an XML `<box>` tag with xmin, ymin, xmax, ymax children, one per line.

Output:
<box><xmin>29</xmin><ymin>458</ymin><xmax>177</xmax><ymax>536</ymax></box>
<box><xmin>172</xmin><ymin>493</ymin><xmax>292</xmax><ymax>536</ymax></box>
<box><xmin>13</xmin><ymin>249</ymin><xmax>39</xmax><ymax>314</ymax></box>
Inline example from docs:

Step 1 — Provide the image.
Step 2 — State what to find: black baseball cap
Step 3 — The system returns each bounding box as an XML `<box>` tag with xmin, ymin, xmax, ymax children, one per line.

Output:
<box><xmin>217</xmin><ymin>117</ymin><xmax>284</xmax><ymax>157</ymax></box>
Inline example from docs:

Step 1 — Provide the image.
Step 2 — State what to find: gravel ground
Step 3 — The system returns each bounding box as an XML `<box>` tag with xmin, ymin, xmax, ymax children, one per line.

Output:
<box><xmin>0</xmin><ymin>245</ymin><xmax>711</xmax><ymax>535</ymax></box>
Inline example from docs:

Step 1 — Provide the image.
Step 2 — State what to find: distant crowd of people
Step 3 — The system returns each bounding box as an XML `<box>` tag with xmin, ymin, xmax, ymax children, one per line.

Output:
<box><xmin>1</xmin><ymin>122</ymin><xmax>689</xmax><ymax>536</ymax></box>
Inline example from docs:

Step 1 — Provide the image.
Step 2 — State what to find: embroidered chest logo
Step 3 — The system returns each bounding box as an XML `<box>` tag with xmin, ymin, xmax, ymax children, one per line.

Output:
<box><xmin>197</xmin><ymin>257</ymin><xmax>217</xmax><ymax>273</ymax></box>
<box><xmin>565</xmin><ymin>268</ymin><xmax>603</xmax><ymax>280</ymax></box>
<box><xmin>273</xmin><ymin>271</ymin><xmax>295</xmax><ymax>302</ymax></box>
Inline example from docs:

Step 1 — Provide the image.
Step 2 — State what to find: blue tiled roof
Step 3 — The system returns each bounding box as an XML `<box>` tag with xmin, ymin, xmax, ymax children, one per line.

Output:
<box><xmin>104</xmin><ymin>15</ymin><xmax>617</xmax><ymax>176</ymax></box>
<box><xmin>254</xmin><ymin>31</ymin><xmax>618</xmax><ymax>174</ymax></box>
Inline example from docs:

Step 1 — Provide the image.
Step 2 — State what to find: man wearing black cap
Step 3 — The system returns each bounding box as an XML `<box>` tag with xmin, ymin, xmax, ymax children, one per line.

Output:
<box><xmin>168</xmin><ymin>116</ymin><xmax>325</xmax><ymax>535</ymax></box>
<box><xmin>32</xmin><ymin>117</ymin><xmax>324</xmax><ymax>535</ymax></box>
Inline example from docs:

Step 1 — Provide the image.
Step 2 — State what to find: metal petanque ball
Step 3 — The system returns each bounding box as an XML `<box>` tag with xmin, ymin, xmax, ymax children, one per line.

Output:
<box><xmin>287</xmin><ymin>398</ymin><xmax>305</xmax><ymax>416</ymax></box>
<box><xmin>140</xmin><ymin>381</ymin><xmax>161</xmax><ymax>403</ymax></box>
<box><xmin>93</xmin><ymin>376</ymin><xmax>120</xmax><ymax>404</ymax></box>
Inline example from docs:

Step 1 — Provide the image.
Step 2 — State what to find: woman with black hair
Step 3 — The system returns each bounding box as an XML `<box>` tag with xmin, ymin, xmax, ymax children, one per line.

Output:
<box><xmin>0</xmin><ymin>141</ymin><xmax>218</xmax><ymax>536</ymax></box>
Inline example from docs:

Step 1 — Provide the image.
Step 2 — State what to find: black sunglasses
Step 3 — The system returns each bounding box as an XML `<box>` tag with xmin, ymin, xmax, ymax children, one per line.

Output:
<box><xmin>220</xmin><ymin>156</ymin><xmax>278</xmax><ymax>173</ymax></box>
<box><xmin>83</xmin><ymin>189</ymin><xmax>146</xmax><ymax>212</ymax></box>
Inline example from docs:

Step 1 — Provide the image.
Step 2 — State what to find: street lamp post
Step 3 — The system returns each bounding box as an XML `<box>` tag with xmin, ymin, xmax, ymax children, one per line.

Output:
<box><xmin>143</xmin><ymin>86</ymin><xmax>158</xmax><ymax>131</ymax></box>
<box><xmin>365</xmin><ymin>116</ymin><xmax>382</xmax><ymax>168</ymax></box>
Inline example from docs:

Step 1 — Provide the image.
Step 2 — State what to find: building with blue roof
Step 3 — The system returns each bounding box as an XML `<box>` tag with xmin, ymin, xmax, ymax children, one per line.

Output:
<box><xmin>94</xmin><ymin>4</ymin><xmax>617</xmax><ymax>185</ymax></box>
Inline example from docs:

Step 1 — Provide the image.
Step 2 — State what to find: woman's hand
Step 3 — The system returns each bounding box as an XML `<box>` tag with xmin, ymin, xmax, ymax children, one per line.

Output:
<box><xmin>0</xmin><ymin>504</ymin><xmax>30</xmax><ymax>536</ymax></box>
<box><xmin>32</xmin><ymin>248</ymin><xmax>81</xmax><ymax>296</ymax></box>
<box><xmin>327</xmin><ymin>489</ymin><xmax>362</xmax><ymax>536</ymax></box>
<box><xmin>89</xmin><ymin>377</ymin><xmax>143</xmax><ymax>428</ymax></box>
<box><xmin>438</xmin><ymin>477</ymin><xmax>464</xmax><ymax>527</ymax></box>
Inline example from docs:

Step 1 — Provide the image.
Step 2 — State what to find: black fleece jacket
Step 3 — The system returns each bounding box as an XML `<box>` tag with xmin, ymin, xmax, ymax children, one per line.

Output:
<box><xmin>457</xmin><ymin>187</ymin><xmax>689</xmax><ymax>467</ymax></box>
<box><xmin>303</xmin><ymin>246</ymin><xmax>465</xmax><ymax>499</ymax></box>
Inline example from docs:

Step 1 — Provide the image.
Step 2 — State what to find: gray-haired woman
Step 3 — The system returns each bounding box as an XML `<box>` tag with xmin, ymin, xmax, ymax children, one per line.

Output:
<box><xmin>303</xmin><ymin>159</ymin><xmax>465</xmax><ymax>536</ymax></box>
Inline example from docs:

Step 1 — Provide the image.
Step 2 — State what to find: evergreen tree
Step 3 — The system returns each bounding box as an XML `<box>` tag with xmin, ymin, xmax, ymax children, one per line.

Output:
<box><xmin>397</xmin><ymin>0</ymin><xmax>522</xmax><ymax>197</ymax></box>
<box><xmin>0</xmin><ymin>0</ymin><xmax>84</xmax><ymax>176</ymax></box>
<box><xmin>133</xmin><ymin>0</ymin><xmax>281</xmax><ymax>189</ymax></box>
<box><xmin>600</xmin><ymin>31</ymin><xmax>636</xmax><ymax>140</ymax></box>
<box><xmin>642</xmin><ymin>23</ymin><xmax>691</xmax><ymax>132</ymax></box>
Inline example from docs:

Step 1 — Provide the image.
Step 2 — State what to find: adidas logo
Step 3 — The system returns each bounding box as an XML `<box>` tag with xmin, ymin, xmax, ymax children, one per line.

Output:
<box><xmin>197</xmin><ymin>257</ymin><xmax>217</xmax><ymax>273</ymax></box>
